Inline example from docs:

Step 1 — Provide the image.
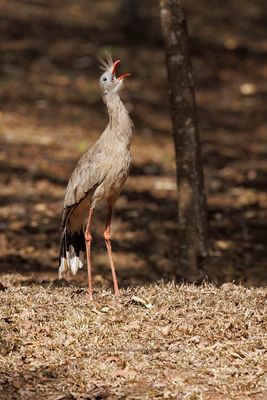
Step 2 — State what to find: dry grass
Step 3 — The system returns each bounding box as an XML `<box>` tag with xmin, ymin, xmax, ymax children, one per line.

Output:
<box><xmin>0</xmin><ymin>282</ymin><xmax>266</xmax><ymax>399</ymax></box>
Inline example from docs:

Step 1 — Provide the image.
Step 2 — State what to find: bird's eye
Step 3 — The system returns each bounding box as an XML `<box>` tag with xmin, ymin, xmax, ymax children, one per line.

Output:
<box><xmin>103</xmin><ymin>77</ymin><xmax>107</xmax><ymax>82</ymax></box>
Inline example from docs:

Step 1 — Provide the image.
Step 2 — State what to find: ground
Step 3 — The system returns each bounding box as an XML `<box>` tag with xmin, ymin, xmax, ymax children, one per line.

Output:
<box><xmin>0</xmin><ymin>0</ymin><xmax>266</xmax><ymax>398</ymax></box>
<box><xmin>0</xmin><ymin>283</ymin><xmax>266</xmax><ymax>399</ymax></box>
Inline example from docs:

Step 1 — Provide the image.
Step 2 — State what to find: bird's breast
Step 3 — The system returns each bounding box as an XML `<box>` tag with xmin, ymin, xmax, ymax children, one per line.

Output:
<box><xmin>106</xmin><ymin>150</ymin><xmax>131</xmax><ymax>185</ymax></box>
<box><xmin>95</xmin><ymin>149</ymin><xmax>131</xmax><ymax>203</ymax></box>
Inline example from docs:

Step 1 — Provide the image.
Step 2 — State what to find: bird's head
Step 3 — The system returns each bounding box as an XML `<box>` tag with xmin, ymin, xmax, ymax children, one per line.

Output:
<box><xmin>99</xmin><ymin>52</ymin><xmax>130</xmax><ymax>101</ymax></box>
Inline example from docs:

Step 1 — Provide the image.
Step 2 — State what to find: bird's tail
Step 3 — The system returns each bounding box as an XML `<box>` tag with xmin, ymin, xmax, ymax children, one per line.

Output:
<box><xmin>59</xmin><ymin>227</ymin><xmax>85</xmax><ymax>278</ymax></box>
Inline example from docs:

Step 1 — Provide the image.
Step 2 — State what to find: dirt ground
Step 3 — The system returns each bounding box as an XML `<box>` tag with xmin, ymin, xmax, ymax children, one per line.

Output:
<box><xmin>0</xmin><ymin>0</ymin><xmax>267</xmax><ymax>398</ymax></box>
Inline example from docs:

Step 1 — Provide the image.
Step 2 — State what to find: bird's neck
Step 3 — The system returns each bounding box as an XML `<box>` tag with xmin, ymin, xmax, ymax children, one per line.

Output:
<box><xmin>106</xmin><ymin>94</ymin><xmax>133</xmax><ymax>147</ymax></box>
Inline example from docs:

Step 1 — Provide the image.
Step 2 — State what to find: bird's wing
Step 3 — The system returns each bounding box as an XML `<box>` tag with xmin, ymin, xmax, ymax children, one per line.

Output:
<box><xmin>61</xmin><ymin>144</ymin><xmax>105</xmax><ymax>227</ymax></box>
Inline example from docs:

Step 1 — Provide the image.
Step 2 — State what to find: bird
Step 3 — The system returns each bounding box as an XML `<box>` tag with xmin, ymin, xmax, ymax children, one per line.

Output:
<box><xmin>59</xmin><ymin>53</ymin><xmax>133</xmax><ymax>300</ymax></box>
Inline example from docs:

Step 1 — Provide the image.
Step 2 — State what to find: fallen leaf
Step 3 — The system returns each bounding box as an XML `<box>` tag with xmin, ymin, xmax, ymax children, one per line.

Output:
<box><xmin>161</xmin><ymin>325</ymin><xmax>171</xmax><ymax>336</ymax></box>
<box><xmin>221</xmin><ymin>282</ymin><xmax>236</xmax><ymax>291</ymax></box>
<box><xmin>131</xmin><ymin>296</ymin><xmax>153</xmax><ymax>309</ymax></box>
<box><xmin>100</xmin><ymin>306</ymin><xmax>110</xmax><ymax>313</ymax></box>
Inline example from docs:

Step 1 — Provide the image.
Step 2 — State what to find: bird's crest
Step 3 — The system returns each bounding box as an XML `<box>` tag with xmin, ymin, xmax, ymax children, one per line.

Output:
<box><xmin>98</xmin><ymin>51</ymin><xmax>114</xmax><ymax>72</ymax></box>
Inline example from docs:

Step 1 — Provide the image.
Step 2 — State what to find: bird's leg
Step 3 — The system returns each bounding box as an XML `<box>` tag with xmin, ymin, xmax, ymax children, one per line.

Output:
<box><xmin>85</xmin><ymin>208</ymin><xmax>94</xmax><ymax>300</ymax></box>
<box><xmin>104</xmin><ymin>205</ymin><xmax>120</xmax><ymax>297</ymax></box>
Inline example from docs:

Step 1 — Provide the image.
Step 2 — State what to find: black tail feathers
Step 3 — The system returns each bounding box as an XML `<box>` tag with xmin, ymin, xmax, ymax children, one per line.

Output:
<box><xmin>59</xmin><ymin>228</ymin><xmax>85</xmax><ymax>277</ymax></box>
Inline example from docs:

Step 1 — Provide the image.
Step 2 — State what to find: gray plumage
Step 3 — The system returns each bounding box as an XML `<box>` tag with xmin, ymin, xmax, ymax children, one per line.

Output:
<box><xmin>59</xmin><ymin>54</ymin><xmax>133</xmax><ymax>288</ymax></box>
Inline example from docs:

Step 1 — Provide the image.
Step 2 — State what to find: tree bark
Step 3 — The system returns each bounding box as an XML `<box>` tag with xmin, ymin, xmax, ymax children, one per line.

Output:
<box><xmin>159</xmin><ymin>0</ymin><xmax>208</xmax><ymax>281</ymax></box>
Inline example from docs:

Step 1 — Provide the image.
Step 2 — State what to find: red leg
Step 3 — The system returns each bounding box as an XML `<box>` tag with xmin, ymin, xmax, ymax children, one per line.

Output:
<box><xmin>104</xmin><ymin>205</ymin><xmax>120</xmax><ymax>297</ymax></box>
<box><xmin>85</xmin><ymin>208</ymin><xmax>94</xmax><ymax>300</ymax></box>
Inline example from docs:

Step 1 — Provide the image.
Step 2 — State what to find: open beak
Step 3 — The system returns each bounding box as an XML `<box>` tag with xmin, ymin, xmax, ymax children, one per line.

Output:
<box><xmin>112</xmin><ymin>60</ymin><xmax>131</xmax><ymax>80</ymax></box>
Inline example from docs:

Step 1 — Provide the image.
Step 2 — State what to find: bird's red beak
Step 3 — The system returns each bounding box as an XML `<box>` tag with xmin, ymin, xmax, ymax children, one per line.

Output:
<box><xmin>117</xmin><ymin>73</ymin><xmax>131</xmax><ymax>81</ymax></box>
<box><xmin>112</xmin><ymin>60</ymin><xmax>121</xmax><ymax>76</ymax></box>
<box><xmin>112</xmin><ymin>60</ymin><xmax>131</xmax><ymax>80</ymax></box>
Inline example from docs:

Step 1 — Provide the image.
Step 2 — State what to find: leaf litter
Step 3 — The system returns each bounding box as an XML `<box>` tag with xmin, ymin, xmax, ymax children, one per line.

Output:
<box><xmin>0</xmin><ymin>283</ymin><xmax>266</xmax><ymax>399</ymax></box>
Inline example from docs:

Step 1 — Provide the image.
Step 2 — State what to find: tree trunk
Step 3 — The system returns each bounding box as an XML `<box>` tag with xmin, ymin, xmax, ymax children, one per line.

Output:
<box><xmin>159</xmin><ymin>0</ymin><xmax>208</xmax><ymax>281</ymax></box>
